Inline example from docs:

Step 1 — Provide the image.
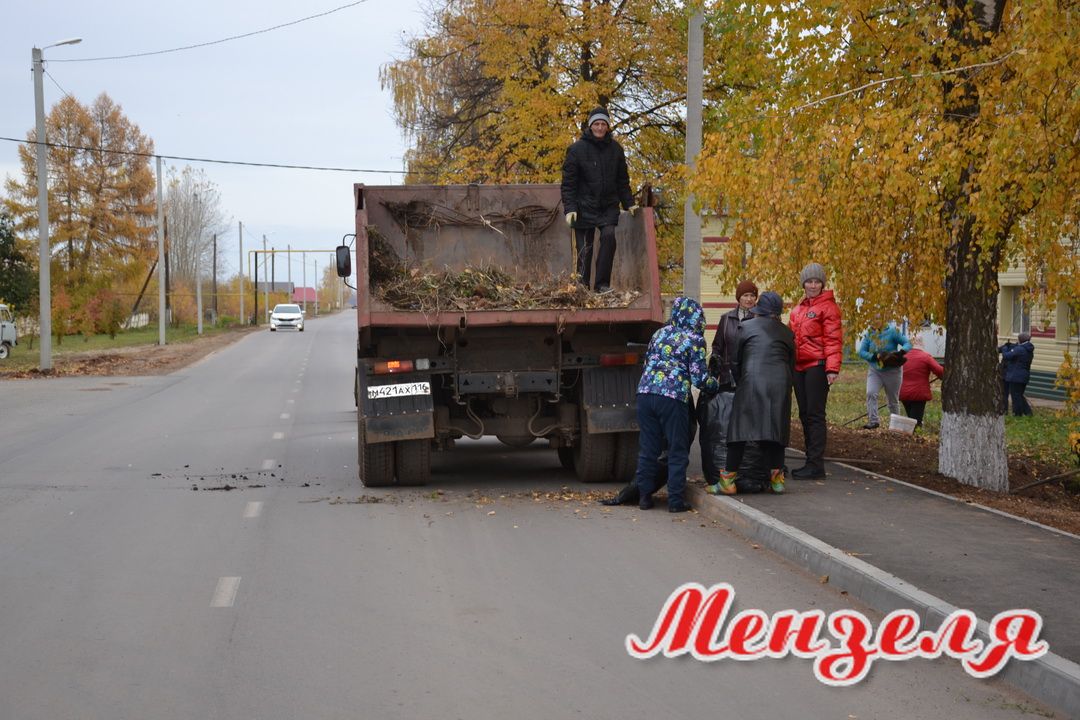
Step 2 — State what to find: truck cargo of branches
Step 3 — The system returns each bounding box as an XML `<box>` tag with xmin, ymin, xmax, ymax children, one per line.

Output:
<box><xmin>335</xmin><ymin>183</ymin><xmax>664</xmax><ymax>487</ymax></box>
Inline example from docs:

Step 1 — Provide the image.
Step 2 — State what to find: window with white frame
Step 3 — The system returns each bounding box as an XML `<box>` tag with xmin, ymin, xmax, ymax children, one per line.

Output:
<box><xmin>1012</xmin><ymin>291</ymin><xmax>1031</xmax><ymax>335</ymax></box>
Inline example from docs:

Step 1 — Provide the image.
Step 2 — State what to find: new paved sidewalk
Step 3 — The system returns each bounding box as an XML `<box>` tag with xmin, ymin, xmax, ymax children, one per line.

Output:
<box><xmin>684</xmin><ymin>439</ymin><xmax>1080</xmax><ymax>716</ymax></box>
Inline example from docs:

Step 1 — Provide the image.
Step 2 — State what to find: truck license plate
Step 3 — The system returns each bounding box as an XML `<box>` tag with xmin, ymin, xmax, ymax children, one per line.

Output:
<box><xmin>367</xmin><ymin>382</ymin><xmax>431</xmax><ymax>400</ymax></box>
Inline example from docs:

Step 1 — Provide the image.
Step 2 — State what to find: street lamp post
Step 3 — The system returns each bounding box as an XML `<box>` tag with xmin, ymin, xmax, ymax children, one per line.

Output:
<box><xmin>33</xmin><ymin>37</ymin><xmax>81</xmax><ymax>371</ymax></box>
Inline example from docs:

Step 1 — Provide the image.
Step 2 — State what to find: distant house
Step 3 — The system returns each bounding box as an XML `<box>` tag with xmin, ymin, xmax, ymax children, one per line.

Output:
<box><xmin>255</xmin><ymin>281</ymin><xmax>294</xmax><ymax>294</ymax></box>
<box><xmin>292</xmin><ymin>287</ymin><xmax>317</xmax><ymax>304</ymax></box>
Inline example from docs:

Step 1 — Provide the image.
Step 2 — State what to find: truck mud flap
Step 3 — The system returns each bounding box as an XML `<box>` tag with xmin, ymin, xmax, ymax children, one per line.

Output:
<box><xmin>361</xmin><ymin>373</ymin><xmax>435</xmax><ymax>443</ymax></box>
<box><xmin>581</xmin><ymin>366</ymin><xmax>640</xmax><ymax>434</ymax></box>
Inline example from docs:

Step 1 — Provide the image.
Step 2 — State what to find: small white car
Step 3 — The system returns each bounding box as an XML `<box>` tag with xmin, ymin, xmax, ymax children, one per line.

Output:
<box><xmin>270</xmin><ymin>304</ymin><xmax>304</xmax><ymax>332</ymax></box>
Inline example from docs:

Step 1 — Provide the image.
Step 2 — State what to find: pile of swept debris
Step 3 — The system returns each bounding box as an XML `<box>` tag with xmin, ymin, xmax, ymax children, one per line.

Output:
<box><xmin>367</xmin><ymin>227</ymin><xmax>641</xmax><ymax>313</ymax></box>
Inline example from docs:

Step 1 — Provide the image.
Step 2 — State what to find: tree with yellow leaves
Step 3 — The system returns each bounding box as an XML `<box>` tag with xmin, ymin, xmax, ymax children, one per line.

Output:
<box><xmin>381</xmin><ymin>1</ymin><xmax>747</xmax><ymax>288</ymax></box>
<box><xmin>693</xmin><ymin>1</ymin><xmax>1079</xmax><ymax>490</ymax></box>
<box><xmin>4</xmin><ymin>93</ymin><xmax>157</xmax><ymax>303</ymax></box>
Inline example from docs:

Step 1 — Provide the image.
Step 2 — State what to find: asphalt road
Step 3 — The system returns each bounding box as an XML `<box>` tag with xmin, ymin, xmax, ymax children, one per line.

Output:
<box><xmin>0</xmin><ymin>312</ymin><xmax>1051</xmax><ymax>719</ymax></box>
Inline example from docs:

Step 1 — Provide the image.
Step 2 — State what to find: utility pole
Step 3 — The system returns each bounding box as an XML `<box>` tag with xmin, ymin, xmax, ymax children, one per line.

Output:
<box><xmin>238</xmin><ymin>221</ymin><xmax>245</xmax><ymax>324</ymax></box>
<box><xmin>196</xmin><ymin>256</ymin><xmax>203</xmax><ymax>335</ymax></box>
<box><xmin>288</xmin><ymin>243</ymin><xmax>292</xmax><ymax>298</ymax></box>
<box><xmin>156</xmin><ymin>156</ymin><xmax>166</xmax><ymax>345</ymax></box>
<box><xmin>262</xmin><ymin>234</ymin><xmax>269</xmax><ymax>323</ymax></box>
<box><xmin>314</xmin><ymin>258</ymin><xmax>319</xmax><ymax>316</ymax></box>
<box><xmin>683</xmin><ymin>6</ymin><xmax>704</xmax><ymax>301</ymax></box>
<box><xmin>302</xmin><ymin>253</ymin><xmax>307</xmax><ymax>315</ymax></box>
<box><xmin>33</xmin><ymin>38</ymin><xmax>81</xmax><ymax>370</ymax></box>
<box><xmin>212</xmin><ymin>233</ymin><xmax>218</xmax><ymax>323</ymax></box>
<box><xmin>33</xmin><ymin>47</ymin><xmax>52</xmax><ymax>369</ymax></box>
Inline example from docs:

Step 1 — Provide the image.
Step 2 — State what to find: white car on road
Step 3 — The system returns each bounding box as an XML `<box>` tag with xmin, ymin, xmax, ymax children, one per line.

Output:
<box><xmin>270</xmin><ymin>304</ymin><xmax>304</xmax><ymax>332</ymax></box>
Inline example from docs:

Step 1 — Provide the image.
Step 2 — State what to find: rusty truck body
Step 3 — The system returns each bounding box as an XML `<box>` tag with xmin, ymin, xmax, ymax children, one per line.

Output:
<box><xmin>340</xmin><ymin>183</ymin><xmax>664</xmax><ymax>487</ymax></box>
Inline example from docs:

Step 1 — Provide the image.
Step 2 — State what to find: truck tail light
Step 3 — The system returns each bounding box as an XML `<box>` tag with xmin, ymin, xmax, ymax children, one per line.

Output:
<box><xmin>415</xmin><ymin>358</ymin><xmax>431</xmax><ymax>370</ymax></box>
<box><xmin>373</xmin><ymin>359</ymin><xmax>414</xmax><ymax>374</ymax></box>
<box><xmin>600</xmin><ymin>352</ymin><xmax>640</xmax><ymax>367</ymax></box>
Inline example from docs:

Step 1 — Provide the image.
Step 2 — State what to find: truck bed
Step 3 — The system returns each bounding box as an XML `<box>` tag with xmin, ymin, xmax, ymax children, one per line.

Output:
<box><xmin>354</xmin><ymin>184</ymin><xmax>662</xmax><ymax>328</ymax></box>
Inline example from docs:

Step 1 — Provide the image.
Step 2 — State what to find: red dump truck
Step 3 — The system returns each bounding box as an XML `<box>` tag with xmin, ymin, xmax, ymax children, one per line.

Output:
<box><xmin>335</xmin><ymin>183</ymin><xmax>663</xmax><ymax>487</ymax></box>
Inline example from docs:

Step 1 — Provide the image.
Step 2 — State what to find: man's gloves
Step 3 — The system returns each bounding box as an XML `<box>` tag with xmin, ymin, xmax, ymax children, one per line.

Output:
<box><xmin>565</xmin><ymin>211</ymin><xmax>577</xmax><ymax>227</ymax></box>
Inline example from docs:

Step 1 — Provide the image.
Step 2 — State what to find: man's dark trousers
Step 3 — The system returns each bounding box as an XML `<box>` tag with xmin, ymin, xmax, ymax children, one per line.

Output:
<box><xmin>575</xmin><ymin>225</ymin><xmax>617</xmax><ymax>289</ymax></box>
<box><xmin>793</xmin><ymin>363</ymin><xmax>829</xmax><ymax>473</ymax></box>
<box><xmin>1007</xmin><ymin>382</ymin><xmax>1033</xmax><ymax>416</ymax></box>
<box><xmin>634</xmin><ymin>392</ymin><xmax>690</xmax><ymax>508</ymax></box>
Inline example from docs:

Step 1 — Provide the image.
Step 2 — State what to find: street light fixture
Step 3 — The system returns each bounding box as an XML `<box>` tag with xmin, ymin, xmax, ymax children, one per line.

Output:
<box><xmin>33</xmin><ymin>37</ymin><xmax>81</xmax><ymax>371</ymax></box>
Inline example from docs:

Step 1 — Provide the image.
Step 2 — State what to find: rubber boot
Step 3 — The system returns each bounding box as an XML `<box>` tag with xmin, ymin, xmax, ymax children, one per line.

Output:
<box><xmin>706</xmin><ymin>470</ymin><xmax>737</xmax><ymax>496</ymax></box>
<box><xmin>769</xmin><ymin>467</ymin><xmax>786</xmax><ymax>495</ymax></box>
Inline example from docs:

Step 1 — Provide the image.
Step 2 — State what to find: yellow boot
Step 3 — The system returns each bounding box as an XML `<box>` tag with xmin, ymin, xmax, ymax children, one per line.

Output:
<box><xmin>706</xmin><ymin>470</ymin><xmax>737</xmax><ymax>496</ymax></box>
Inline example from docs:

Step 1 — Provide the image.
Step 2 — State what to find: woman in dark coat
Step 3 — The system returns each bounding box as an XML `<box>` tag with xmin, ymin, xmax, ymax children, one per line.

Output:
<box><xmin>699</xmin><ymin>280</ymin><xmax>758</xmax><ymax>480</ymax></box>
<box><xmin>707</xmin><ymin>291</ymin><xmax>794</xmax><ymax>495</ymax></box>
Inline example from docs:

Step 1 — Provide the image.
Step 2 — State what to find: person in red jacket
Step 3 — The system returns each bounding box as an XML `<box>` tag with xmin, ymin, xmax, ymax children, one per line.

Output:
<box><xmin>787</xmin><ymin>263</ymin><xmax>843</xmax><ymax>479</ymax></box>
<box><xmin>899</xmin><ymin>335</ymin><xmax>944</xmax><ymax>428</ymax></box>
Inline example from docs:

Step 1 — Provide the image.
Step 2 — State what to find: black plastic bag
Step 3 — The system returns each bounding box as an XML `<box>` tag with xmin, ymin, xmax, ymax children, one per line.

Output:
<box><xmin>697</xmin><ymin>390</ymin><xmax>734</xmax><ymax>484</ymax></box>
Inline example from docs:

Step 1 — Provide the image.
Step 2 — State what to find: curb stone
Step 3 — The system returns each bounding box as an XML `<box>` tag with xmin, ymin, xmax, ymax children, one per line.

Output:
<box><xmin>687</xmin><ymin>483</ymin><xmax>1080</xmax><ymax>718</ymax></box>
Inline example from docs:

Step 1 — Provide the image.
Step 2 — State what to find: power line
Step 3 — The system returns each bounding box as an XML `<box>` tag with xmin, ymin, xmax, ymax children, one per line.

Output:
<box><xmin>43</xmin><ymin>70</ymin><xmax>74</xmax><ymax>100</ymax></box>
<box><xmin>49</xmin><ymin>0</ymin><xmax>371</xmax><ymax>63</ymax></box>
<box><xmin>0</xmin><ymin>135</ymin><xmax>407</xmax><ymax>174</ymax></box>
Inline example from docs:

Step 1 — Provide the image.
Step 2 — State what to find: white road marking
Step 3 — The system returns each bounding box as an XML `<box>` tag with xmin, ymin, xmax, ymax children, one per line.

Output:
<box><xmin>244</xmin><ymin>501</ymin><xmax>263</xmax><ymax>519</ymax></box>
<box><xmin>287</xmin><ymin>399</ymin><xmax>295</xmax><ymax>404</ymax></box>
<box><xmin>211</xmin><ymin>577</ymin><xmax>241</xmax><ymax>607</ymax></box>
<box><xmin>261</xmin><ymin>459</ymin><xmax>275</xmax><ymax>470</ymax></box>
<box><xmin>273</xmin><ymin>432</ymin><xmax>285</xmax><ymax>440</ymax></box>
<box><xmin>280</xmin><ymin>413</ymin><xmax>290</xmax><ymax>420</ymax></box>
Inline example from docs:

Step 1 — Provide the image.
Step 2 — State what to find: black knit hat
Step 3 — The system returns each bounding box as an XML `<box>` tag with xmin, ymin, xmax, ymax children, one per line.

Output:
<box><xmin>750</xmin><ymin>291</ymin><xmax>784</xmax><ymax>317</ymax></box>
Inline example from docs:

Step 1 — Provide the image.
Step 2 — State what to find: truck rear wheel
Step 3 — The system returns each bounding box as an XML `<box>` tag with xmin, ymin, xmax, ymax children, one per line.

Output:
<box><xmin>0</xmin><ymin>342</ymin><xmax>9</xmax><ymax>360</ymax></box>
<box><xmin>359</xmin><ymin>427</ymin><xmax>395</xmax><ymax>487</ymax></box>
<box><xmin>613</xmin><ymin>432</ymin><xmax>639</xmax><ymax>483</ymax></box>
<box><xmin>574</xmin><ymin>429</ymin><xmax>616</xmax><ymax>483</ymax></box>
<box><xmin>395</xmin><ymin>439</ymin><xmax>431</xmax><ymax>486</ymax></box>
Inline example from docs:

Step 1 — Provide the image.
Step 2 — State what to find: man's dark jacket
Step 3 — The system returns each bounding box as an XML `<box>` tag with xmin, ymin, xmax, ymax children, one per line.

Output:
<box><xmin>727</xmin><ymin>316</ymin><xmax>795</xmax><ymax>446</ymax></box>
<box><xmin>1000</xmin><ymin>341</ymin><xmax>1035</xmax><ymax>384</ymax></box>
<box><xmin>560</xmin><ymin>130</ymin><xmax>633</xmax><ymax>229</ymax></box>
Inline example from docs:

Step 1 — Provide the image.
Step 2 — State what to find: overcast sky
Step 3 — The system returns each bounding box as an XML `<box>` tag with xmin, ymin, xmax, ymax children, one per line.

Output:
<box><xmin>1</xmin><ymin>0</ymin><xmax>427</xmax><ymax>281</ymax></box>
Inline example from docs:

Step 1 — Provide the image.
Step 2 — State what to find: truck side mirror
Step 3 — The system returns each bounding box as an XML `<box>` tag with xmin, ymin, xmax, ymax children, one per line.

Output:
<box><xmin>335</xmin><ymin>245</ymin><xmax>351</xmax><ymax>278</ymax></box>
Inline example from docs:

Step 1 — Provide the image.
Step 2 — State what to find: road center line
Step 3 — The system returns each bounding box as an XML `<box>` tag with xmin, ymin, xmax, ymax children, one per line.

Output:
<box><xmin>211</xmin><ymin>577</ymin><xmax>241</xmax><ymax>607</ymax></box>
<box><xmin>273</xmin><ymin>432</ymin><xmax>285</xmax><ymax>440</ymax></box>
<box><xmin>244</xmin><ymin>501</ymin><xmax>263</xmax><ymax>519</ymax></box>
<box><xmin>261</xmin><ymin>459</ymin><xmax>275</xmax><ymax>470</ymax></box>
<box><xmin>280</xmin><ymin>413</ymin><xmax>290</xmax><ymax>420</ymax></box>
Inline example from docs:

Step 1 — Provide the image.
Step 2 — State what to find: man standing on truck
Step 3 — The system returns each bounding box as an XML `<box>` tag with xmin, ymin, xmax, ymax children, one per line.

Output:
<box><xmin>560</xmin><ymin>107</ymin><xmax>638</xmax><ymax>293</ymax></box>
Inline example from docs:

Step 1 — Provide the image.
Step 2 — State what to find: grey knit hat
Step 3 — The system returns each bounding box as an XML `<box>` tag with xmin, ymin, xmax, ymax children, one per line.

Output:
<box><xmin>587</xmin><ymin>107</ymin><xmax>611</xmax><ymax>127</ymax></box>
<box><xmin>799</xmin><ymin>262</ymin><xmax>827</xmax><ymax>285</ymax></box>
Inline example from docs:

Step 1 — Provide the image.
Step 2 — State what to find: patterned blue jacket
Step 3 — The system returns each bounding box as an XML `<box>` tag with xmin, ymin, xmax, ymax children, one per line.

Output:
<box><xmin>636</xmin><ymin>296</ymin><xmax>717</xmax><ymax>403</ymax></box>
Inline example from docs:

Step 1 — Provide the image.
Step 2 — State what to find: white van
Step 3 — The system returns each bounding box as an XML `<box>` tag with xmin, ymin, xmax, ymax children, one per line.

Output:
<box><xmin>0</xmin><ymin>304</ymin><xmax>17</xmax><ymax>359</ymax></box>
